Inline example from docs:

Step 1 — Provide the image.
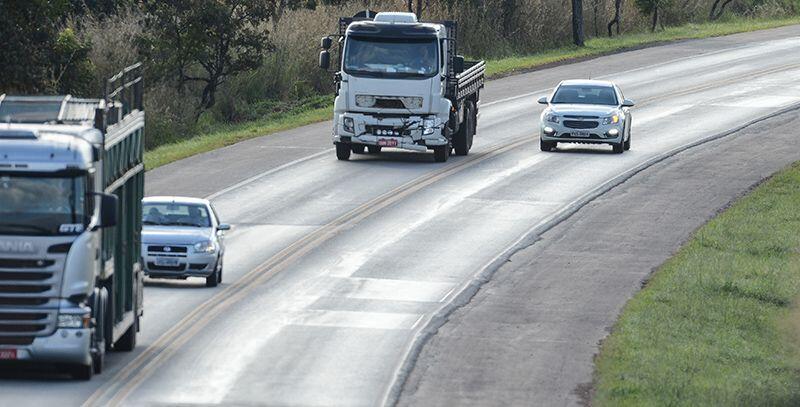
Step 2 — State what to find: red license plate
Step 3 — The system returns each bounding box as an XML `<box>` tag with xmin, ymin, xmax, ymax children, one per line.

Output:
<box><xmin>0</xmin><ymin>349</ymin><xmax>17</xmax><ymax>360</ymax></box>
<box><xmin>378</xmin><ymin>139</ymin><xmax>398</xmax><ymax>147</ymax></box>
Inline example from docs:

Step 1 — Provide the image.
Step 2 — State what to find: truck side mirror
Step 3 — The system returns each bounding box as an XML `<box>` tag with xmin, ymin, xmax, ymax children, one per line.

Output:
<box><xmin>99</xmin><ymin>193</ymin><xmax>118</xmax><ymax>228</ymax></box>
<box><xmin>319</xmin><ymin>50</ymin><xmax>331</xmax><ymax>70</ymax></box>
<box><xmin>321</xmin><ymin>37</ymin><xmax>333</xmax><ymax>50</ymax></box>
<box><xmin>453</xmin><ymin>56</ymin><xmax>465</xmax><ymax>74</ymax></box>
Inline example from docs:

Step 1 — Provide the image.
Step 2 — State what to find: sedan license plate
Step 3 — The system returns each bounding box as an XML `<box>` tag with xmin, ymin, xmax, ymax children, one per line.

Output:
<box><xmin>571</xmin><ymin>131</ymin><xmax>590</xmax><ymax>138</ymax></box>
<box><xmin>0</xmin><ymin>349</ymin><xmax>17</xmax><ymax>360</ymax></box>
<box><xmin>378</xmin><ymin>138</ymin><xmax>398</xmax><ymax>147</ymax></box>
<box><xmin>154</xmin><ymin>257</ymin><xmax>180</xmax><ymax>267</ymax></box>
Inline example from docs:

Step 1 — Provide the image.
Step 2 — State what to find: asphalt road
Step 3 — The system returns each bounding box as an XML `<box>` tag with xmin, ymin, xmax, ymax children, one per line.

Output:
<box><xmin>1</xmin><ymin>25</ymin><xmax>799</xmax><ymax>406</ymax></box>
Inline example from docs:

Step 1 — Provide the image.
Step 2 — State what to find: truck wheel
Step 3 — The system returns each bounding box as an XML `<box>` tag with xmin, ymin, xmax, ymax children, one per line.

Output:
<box><xmin>352</xmin><ymin>144</ymin><xmax>366</xmax><ymax>154</ymax></box>
<box><xmin>367</xmin><ymin>146</ymin><xmax>382</xmax><ymax>154</ymax></box>
<box><xmin>453</xmin><ymin>103</ymin><xmax>474</xmax><ymax>156</ymax></box>
<box><xmin>115</xmin><ymin>317</ymin><xmax>137</xmax><ymax>352</ymax></box>
<box><xmin>70</xmin><ymin>363</ymin><xmax>93</xmax><ymax>381</ymax></box>
<box><xmin>335</xmin><ymin>143</ymin><xmax>351</xmax><ymax>160</ymax></box>
<box><xmin>434</xmin><ymin>145</ymin><xmax>450</xmax><ymax>162</ymax></box>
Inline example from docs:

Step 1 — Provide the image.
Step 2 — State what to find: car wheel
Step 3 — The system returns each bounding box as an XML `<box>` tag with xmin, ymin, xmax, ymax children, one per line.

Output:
<box><xmin>540</xmin><ymin>139</ymin><xmax>556</xmax><ymax>152</ymax></box>
<box><xmin>335</xmin><ymin>143</ymin><xmax>350</xmax><ymax>161</ymax></box>
<box><xmin>351</xmin><ymin>144</ymin><xmax>366</xmax><ymax>154</ymax></box>
<box><xmin>624</xmin><ymin>133</ymin><xmax>631</xmax><ymax>151</ymax></box>
<box><xmin>206</xmin><ymin>260</ymin><xmax>221</xmax><ymax>287</ymax></box>
<box><xmin>612</xmin><ymin>140</ymin><xmax>624</xmax><ymax>154</ymax></box>
<box><xmin>367</xmin><ymin>146</ymin><xmax>382</xmax><ymax>154</ymax></box>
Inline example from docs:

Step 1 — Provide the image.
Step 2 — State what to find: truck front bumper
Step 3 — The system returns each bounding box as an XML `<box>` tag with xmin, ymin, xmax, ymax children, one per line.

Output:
<box><xmin>0</xmin><ymin>328</ymin><xmax>92</xmax><ymax>366</ymax></box>
<box><xmin>333</xmin><ymin>113</ymin><xmax>448</xmax><ymax>151</ymax></box>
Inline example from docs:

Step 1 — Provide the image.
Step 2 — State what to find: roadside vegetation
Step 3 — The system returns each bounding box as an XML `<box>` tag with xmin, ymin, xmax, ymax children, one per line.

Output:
<box><xmin>1</xmin><ymin>0</ymin><xmax>799</xmax><ymax>169</ymax></box>
<box><xmin>593</xmin><ymin>161</ymin><xmax>800</xmax><ymax>406</ymax></box>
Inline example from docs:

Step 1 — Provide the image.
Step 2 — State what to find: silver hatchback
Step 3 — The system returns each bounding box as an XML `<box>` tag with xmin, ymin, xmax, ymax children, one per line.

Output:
<box><xmin>141</xmin><ymin>197</ymin><xmax>230</xmax><ymax>287</ymax></box>
<box><xmin>538</xmin><ymin>80</ymin><xmax>634</xmax><ymax>153</ymax></box>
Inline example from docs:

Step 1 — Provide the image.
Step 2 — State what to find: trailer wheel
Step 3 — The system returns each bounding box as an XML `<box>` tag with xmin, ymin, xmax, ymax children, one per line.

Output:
<box><xmin>335</xmin><ymin>143</ymin><xmax>351</xmax><ymax>160</ymax></box>
<box><xmin>434</xmin><ymin>145</ymin><xmax>450</xmax><ymax>162</ymax></box>
<box><xmin>115</xmin><ymin>316</ymin><xmax>137</xmax><ymax>352</ymax></box>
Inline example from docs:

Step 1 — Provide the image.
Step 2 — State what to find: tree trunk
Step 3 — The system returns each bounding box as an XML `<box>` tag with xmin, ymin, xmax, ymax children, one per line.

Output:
<box><xmin>407</xmin><ymin>0</ymin><xmax>413</xmax><ymax>13</ymax></box>
<box><xmin>607</xmin><ymin>0</ymin><xmax>622</xmax><ymax>37</ymax></box>
<box><xmin>415</xmin><ymin>0</ymin><xmax>423</xmax><ymax>19</ymax></box>
<box><xmin>651</xmin><ymin>6</ymin><xmax>658</xmax><ymax>32</ymax></box>
<box><xmin>571</xmin><ymin>0</ymin><xmax>585</xmax><ymax>46</ymax></box>
<box><xmin>710</xmin><ymin>0</ymin><xmax>734</xmax><ymax>20</ymax></box>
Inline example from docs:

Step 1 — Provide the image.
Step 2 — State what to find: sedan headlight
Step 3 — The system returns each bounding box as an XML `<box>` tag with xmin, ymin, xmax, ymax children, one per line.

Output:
<box><xmin>401</xmin><ymin>97</ymin><xmax>423</xmax><ymax>109</ymax></box>
<box><xmin>193</xmin><ymin>240</ymin><xmax>216</xmax><ymax>254</ymax></box>
<box><xmin>342</xmin><ymin>116</ymin><xmax>355</xmax><ymax>133</ymax></box>
<box><xmin>58</xmin><ymin>313</ymin><xmax>90</xmax><ymax>329</ymax></box>
<box><xmin>355</xmin><ymin>95</ymin><xmax>376</xmax><ymax>107</ymax></box>
<box><xmin>544</xmin><ymin>113</ymin><xmax>560</xmax><ymax>124</ymax></box>
<box><xmin>602</xmin><ymin>114</ymin><xmax>620</xmax><ymax>125</ymax></box>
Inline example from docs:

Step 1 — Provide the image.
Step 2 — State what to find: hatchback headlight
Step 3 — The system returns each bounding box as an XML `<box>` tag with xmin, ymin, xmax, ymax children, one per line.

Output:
<box><xmin>342</xmin><ymin>116</ymin><xmax>355</xmax><ymax>133</ymax></box>
<box><xmin>355</xmin><ymin>95</ymin><xmax>376</xmax><ymax>107</ymax></box>
<box><xmin>58</xmin><ymin>313</ymin><xmax>90</xmax><ymax>329</ymax></box>
<box><xmin>401</xmin><ymin>97</ymin><xmax>423</xmax><ymax>109</ymax></box>
<box><xmin>193</xmin><ymin>240</ymin><xmax>216</xmax><ymax>254</ymax></box>
<box><xmin>602</xmin><ymin>115</ymin><xmax>620</xmax><ymax>125</ymax></box>
<box><xmin>544</xmin><ymin>113</ymin><xmax>560</xmax><ymax>124</ymax></box>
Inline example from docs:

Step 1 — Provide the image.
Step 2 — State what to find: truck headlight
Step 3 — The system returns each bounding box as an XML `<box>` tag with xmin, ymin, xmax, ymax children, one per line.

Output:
<box><xmin>401</xmin><ymin>97</ymin><xmax>423</xmax><ymax>109</ymax></box>
<box><xmin>193</xmin><ymin>240</ymin><xmax>216</xmax><ymax>254</ymax></box>
<box><xmin>355</xmin><ymin>95</ymin><xmax>376</xmax><ymax>107</ymax></box>
<box><xmin>423</xmin><ymin>118</ymin><xmax>436</xmax><ymax>135</ymax></box>
<box><xmin>544</xmin><ymin>113</ymin><xmax>560</xmax><ymax>124</ymax></box>
<box><xmin>602</xmin><ymin>115</ymin><xmax>620</xmax><ymax>125</ymax></box>
<box><xmin>58</xmin><ymin>313</ymin><xmax>90</xmax><ymax>329</ymax></box>
<box><xmin>342</xmin><ymin>117</ymin><xmax>355</xmax><ymax>133</ymax></box>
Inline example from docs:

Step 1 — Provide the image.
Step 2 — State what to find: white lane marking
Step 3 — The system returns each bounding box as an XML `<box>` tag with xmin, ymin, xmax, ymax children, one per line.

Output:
<box><xmin>206</xmin><ymin>149</ymin><xmax>331</xmax><ymax>200</ymax></box>
<box><xmin>711</xmin><ymin>95</ymin><xmax>800</xmax><ymax>108</ymax></box>
<box><xmin>337</xmin><ymin>277</ymin><xmax>455</xmax><ymax>303</ymax></box>
<box><xmin>634</xmin><ymin>104</ymin><xmax>693</xmax><ymax>126</ymax></box>
<box><xmin>294</xmin><ymin>309</ymin><xmax>423</xmax><ymax>330</ymax></box>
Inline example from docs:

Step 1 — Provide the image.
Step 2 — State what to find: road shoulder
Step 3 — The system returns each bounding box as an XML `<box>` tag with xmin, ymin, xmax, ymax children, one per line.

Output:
<box><xmin>397</xmin><ymin>110</ymin><xmax>800</xmax><ymax>406</ymax></box>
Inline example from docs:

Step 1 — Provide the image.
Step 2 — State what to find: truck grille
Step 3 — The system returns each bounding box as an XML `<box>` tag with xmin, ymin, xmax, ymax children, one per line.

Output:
<box><xmin>0</xmin><ymin>256</ymin><xmax>61</xmax><ymax>338</ymax></box>
<box><xmin>374</xmin><ymin>99</ymin><xmax>406</xmax><ymax>109</ymax></box>
<box><xmin>564</xmin><ymin>120</ymin><xmax>599</xmax><ymax>129</ymax></box>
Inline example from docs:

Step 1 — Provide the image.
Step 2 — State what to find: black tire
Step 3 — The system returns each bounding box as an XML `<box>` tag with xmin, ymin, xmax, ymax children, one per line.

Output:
<box><xmin>92</xmin><ymin>349</ymin><xmax>104</xmax><ymax>374</ymax></box>
<box><xmin>91</xmin><ymin>290</ymin><xmax>106</xmax><ymax>374</ymax></box>
<box><xmin>115</xmin><ymin>317</ymin><xmax>137</xmax><ymax>352</ymax></box>
<box><xmin>206</xmin><ymin>270</ymin><xmax>219</xmax><ymax>287</ymax></box>
<box><xmin>69</xmin><ymin>363</ymin><xmax>93</xmax><ymax>381</ymax></box>
<box><xmin>433</xmin><ymin>145</ymin><xmax>450</xmax><ymax>162</ymax></box>
<box><xmin>351</xmin><ymin>144</ymin><xmax>366</xmax><ymax>154</ymax></box>
<box><xmin>453</xmin><ymin>103</ymin><xmax>475</xmax><ymax>156</ymax></box>
<box><xmin>623</xmin><ymin>133</ymin><xmax>631</xmax><ymax>151</ymax></box>
<box><xmin>367</xmin><ymin>145</ymin><xmax>382</xmax><ymax>154</ymax></box>
<box><xmin>335</xmin><ymin>143</ymin><xmax>351</xmax><ymax>160</ymax></box>
<box><xmin>612</xmin><ymin>140</ymin><xmax>624</xmax><ymax>154</ymax></box>
<box><xmin>540</xmin><ymin>139</ymin><xmax>556</xmax><ymax>152</ymax></box>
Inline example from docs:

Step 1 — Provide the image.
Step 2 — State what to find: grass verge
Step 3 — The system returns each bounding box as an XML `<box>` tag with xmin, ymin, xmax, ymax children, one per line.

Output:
<box><xmin>593</xmin><ymin>161</ymin><xmax>800</xmax><ymax>406</ymax></box>
<box><xmin>144</xmin><ymin>16</ymin><xmax>800</xmax><ymax>170</ymax></box>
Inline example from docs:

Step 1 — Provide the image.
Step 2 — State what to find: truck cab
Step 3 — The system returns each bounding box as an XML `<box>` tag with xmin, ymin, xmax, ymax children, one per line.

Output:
<box><xmin>320</xmin><ymin>12</ymin><xmax>484</xmax><ymax>162</ymax></box>
<box><xmin>0</xmin><ymin>65</ymin><xmax>145</xmax><ymax>379</ymax></box>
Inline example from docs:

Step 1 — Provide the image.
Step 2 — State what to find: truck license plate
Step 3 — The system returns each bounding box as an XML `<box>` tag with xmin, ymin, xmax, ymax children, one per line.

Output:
<box><xmin>571</xmin><ymin>131</ymin><xmax>590</xmax><ymax>138</ymax></box>
<box><xmin>0</xmin><ymin>349</ymin><xmax>17</xmax><ymax>360</ymax></box>
<box><xmin>378</xmin><ymin>138</ymin><xmax>398</xmax><ymax>147</ymax></box>
<box><xmin>155</xmin><ymin>257</ymin><xmax>180</xmax><ymax>267</ymax></box>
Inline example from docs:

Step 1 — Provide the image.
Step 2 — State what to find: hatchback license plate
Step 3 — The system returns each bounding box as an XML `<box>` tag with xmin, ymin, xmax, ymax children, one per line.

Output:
<box><xmin>155</xmin><ymin>257</ymin><xmax>180</xmax><ymax>267</ymax></box>
<box><xmin>571</xmin><ymin>131</ymin><xmax>590</xmax><ymax>138</ymax></box>
<box><xmin>0</xmin><ymin>349</ymin><xmax>17</xmax><ymax>360</ymax></box>
<box><xmin>378</xmin><ymin>138</ymin><xmax>398</xmax><ymax>147</ymax></box>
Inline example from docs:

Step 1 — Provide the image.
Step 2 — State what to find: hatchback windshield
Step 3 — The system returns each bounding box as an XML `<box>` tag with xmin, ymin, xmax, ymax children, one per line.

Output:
<box><xmin>551</xmin><ymin>85</ymin><xmax>618</xmax><ymax>105</ymax></box>
<box><xmin>143</xmin><ymin>203</ymin><xmax>211</xmax><ymax>228</ymax></box>
<box><xmin>345</xmin><ymin>37</ymin><xmax>439</xmax><ymax>78</ymax></box>
<box><xmin>0</xmin><ymin>174</ymin><xmax>87</xmax><ymax>236</ymax></box>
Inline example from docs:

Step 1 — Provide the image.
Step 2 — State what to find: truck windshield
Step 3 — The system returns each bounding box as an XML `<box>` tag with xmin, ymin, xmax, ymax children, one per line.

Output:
<box><xmin>0</xmin><ymin>174</ymin><xmax>88</xmax><ymax>236</ymax></box>
<box><xmin>344</xmin><ymin>37</ymin><xmax>439</xmax><ymax>78</ymax></box>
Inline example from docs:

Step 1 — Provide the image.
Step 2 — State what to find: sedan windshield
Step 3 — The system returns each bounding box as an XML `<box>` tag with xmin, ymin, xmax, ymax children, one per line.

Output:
<box><xmin>344</xmin><ymin>37</ymin><xmax>439</xmax><ymax>78</ymax></box>
<box><xmin>551</xmin><ymin>85</ymin><xmax>618</xmax><ymax>105</ymax></box>
<box><xmin>143</xmin><ymin>203</ymin><xmax>211</xmax><ymax>228</ymax></box>
<box><xmin>0</xmin><ymin>174</ymin><xmax>87</xmax><ymax>236</ymax></box>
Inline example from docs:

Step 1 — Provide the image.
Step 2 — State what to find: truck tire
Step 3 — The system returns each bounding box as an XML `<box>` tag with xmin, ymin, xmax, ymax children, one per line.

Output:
<box><xmin>335</xmin><ymin>143</ymin><xmax>351</xmax><ymax>160</ymax></box>
<box><xmin>115</xmin><ymin>317</ymin><xmax>137</xmax><ymax>352</ymax></box>
<box><xmin>69</xmin><ymin>363</ymin><xmax>93</xmax><ymax>381</ymax></box>
<box><xmin>352</xmin><ymin>144</ymin><xmax>366</xmax><ymax>154</ymax></box>
<box><xmin>453</xmin><ymin>102</ymin><xmax>475</xmax><ymax>156</ymax></box>
<box><xmin>434</xmin><ymin>145</ymin><xmax>450</xmax><ymax>162</ymax></box>
<box><xmin>367</xmin><ymin>146</ymin><xmax>382</xmax><ymax>154</ymax></box>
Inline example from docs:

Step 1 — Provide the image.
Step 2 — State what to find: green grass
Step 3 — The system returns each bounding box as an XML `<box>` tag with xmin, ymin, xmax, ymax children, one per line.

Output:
<box><xmin>593</xmin><ymin>161</ymin><xmax>800</xmax><ymax>406</ymax></box>
<box><xmin>144</xmin><ymin>16</ymin><xmax>800</xmax><ymax>170</ymax></box>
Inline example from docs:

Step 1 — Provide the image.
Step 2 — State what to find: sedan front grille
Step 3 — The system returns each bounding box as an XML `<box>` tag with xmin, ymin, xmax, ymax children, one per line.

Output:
<box><xmin>564</xmin><ymin>120</ymin><xmax>599</xmax><ymax>129</ymax></box>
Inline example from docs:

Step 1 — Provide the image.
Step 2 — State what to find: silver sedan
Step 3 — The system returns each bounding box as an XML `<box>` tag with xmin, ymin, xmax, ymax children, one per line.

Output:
<box><xmin>141</xmin><ymin>197</ymin><xmax>230</xmax><ymax>287</ymax></box>
<box><xmin>538</xmin><ymin>80</ymin><xmax>634</xmax><ymax>153</ymax></box>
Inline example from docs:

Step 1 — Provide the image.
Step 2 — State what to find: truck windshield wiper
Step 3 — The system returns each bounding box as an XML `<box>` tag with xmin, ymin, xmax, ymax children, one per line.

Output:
<box><xmin>0</xmin><ymin>223</ymin><xmax>52</xmax><ymax>234</ymax></box>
